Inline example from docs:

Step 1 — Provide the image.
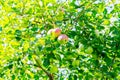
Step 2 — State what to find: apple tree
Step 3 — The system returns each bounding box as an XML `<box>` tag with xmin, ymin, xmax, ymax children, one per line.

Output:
<box><xmin>0</xmin><ymin>0</ymin><xmax>120</xmax><ymax>80</ymax></box>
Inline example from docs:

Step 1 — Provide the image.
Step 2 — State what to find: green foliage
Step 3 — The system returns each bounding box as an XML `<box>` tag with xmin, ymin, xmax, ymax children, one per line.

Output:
<box><xmin>0</xmin><ymin>0</ymin><xmax>120</xmax><ymax>80</ymax></box>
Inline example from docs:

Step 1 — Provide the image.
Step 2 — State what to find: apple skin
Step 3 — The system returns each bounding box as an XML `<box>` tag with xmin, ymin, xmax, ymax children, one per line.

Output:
<box><xmin>52</xmin><ymin>28</ymin><xmax>61</xmax><ymax>37</ymax></box>
<box><xmin>58</xmin><ymin>34</ymin><xmax>68</xmax><ymax>43</ymax></box>
<box><xmin>47</xmin><ymin>29</ymin><xmax>54</xmax><ymax>35</ymax></box>
<box><xmin>47</xmin><ymin>28</ymin><xmax>61</xmax><ymax>38</ymax></box>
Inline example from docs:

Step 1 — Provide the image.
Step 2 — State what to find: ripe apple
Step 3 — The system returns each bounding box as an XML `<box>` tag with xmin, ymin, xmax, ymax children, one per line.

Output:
<box><xmin>52</xmin><ymin>28</ymin><xmax>61</xmax><ymax>37</ymax></box>
<box><xmin>58</xmin><ymin>34</ymin><xmax>68</xmax><ymax>43</ymax></box>
<box><xmin>47</xmin><ymin>28</ymin><xmax>61</xmax><ymax>38</ymax></box>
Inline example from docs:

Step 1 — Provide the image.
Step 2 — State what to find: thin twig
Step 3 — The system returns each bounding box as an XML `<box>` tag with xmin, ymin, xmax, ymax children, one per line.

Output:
<box><xmin>34</xmin><ymin>55</ymin><xmax>54</xmax><ymax>80</ymax></box>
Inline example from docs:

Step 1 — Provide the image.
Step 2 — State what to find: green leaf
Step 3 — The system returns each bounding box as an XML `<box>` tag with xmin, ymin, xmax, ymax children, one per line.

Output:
<box><xmin>15</xmin><ymin>30</ymin><xmax>22</xmax><ymax>36</ymax></box>
<box><xmin>0</xmin><ymin>26</ymin><xmax>2</xmax><ymax>32</ymax></box>
<box><xmin>72</xmin><ymin>60</ymin><xmax>80</xmax><ymax>67</ymax></box>
<box><xmin>50</xmin><ymin>65</ymin><xmax>58</xmax><ymax>73</ymax></box>
<box><xmin>85</xmin><ymin>46</ymin><xmax>93</xmax><ymax>54</ymax></box>
<box><xmin>43</xmin><ymin>58</ymin><xmax>50</xmax><ymax>67</ymax></box>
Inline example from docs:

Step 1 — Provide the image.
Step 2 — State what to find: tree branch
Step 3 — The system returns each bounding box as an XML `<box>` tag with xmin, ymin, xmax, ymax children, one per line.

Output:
<box><xmin>34</xmin><ymin>56</ymin><xmax>54</xmax><ymax>80</ymax></box>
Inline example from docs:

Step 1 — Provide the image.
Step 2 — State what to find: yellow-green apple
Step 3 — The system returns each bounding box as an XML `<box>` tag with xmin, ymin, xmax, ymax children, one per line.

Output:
<box><xmin>47</xmin><ymin>29</ymin><xmax>54</xmax><ymax>35</ymax></box>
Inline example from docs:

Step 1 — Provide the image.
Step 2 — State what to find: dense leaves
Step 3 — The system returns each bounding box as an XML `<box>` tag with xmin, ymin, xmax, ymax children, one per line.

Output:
<box><xmin>0</xmin><ymin>0</ymin><xmax>120</xmax><ymax>80</ymax></box>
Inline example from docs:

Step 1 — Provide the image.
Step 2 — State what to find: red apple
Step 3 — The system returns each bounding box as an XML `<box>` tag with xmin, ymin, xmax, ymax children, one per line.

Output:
<box><xmin>53</xmin><ymin>28</ymin><xmax>61</xmax><ymax>37</ymax></box>
<box><xmin>58</xmin><ymin>34</ymin><xmax>68</xmax><ymax>43</ymax></box>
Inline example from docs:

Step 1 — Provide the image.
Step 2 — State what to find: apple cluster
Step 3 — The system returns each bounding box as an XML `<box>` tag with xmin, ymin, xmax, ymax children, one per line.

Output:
<box><xmin>47</xmin><ymin>28</ymin><xmax>69</xmax><ymax>43</ymax></box>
